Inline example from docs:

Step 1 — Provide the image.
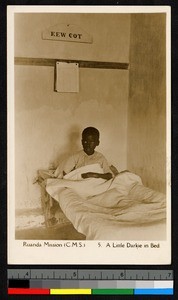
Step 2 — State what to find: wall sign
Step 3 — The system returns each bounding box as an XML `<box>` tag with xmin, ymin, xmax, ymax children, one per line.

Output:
<box><xmin>42</xmin><ymin>24</ymin><xmax>93</xmax><ymax>44</ymax></box>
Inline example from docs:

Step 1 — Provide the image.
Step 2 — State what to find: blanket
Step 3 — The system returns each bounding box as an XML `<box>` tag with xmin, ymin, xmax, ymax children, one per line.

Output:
<box><xmin>46</xmin><ymin>164</ymin><xmax>142</xmax><ymax>199</ymax></box>
<box><xmin>46</xmin><ymin>164</ymin><xmax>166</xmax><ymax>239</ymax></box>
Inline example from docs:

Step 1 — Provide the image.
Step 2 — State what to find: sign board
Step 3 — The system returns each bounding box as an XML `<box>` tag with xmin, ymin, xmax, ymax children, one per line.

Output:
<box><xmin>42</xmin><ymin>24</ymin><xmax>93</xmax><ymax>44</ymax></box>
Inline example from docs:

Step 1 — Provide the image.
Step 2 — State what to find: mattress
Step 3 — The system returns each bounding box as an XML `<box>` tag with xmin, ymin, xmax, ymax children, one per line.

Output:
<box><xmin>46</xmin><ymin>166</ymin><xmax>166</xmax><ymax>240</ymax></box>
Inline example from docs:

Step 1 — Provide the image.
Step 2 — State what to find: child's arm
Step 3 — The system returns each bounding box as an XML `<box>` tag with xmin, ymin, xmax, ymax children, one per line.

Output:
<box><xmin>81</xmin><ymin>172</ymin><xmax>112</xmax><ymax>180</ymax></box>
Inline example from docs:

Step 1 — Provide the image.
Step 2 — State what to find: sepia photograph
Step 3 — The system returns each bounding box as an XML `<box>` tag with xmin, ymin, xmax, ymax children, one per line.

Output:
<box><xmin>8</xmin><ymin>6</ymin><xmax>171</xmax><ymax>264</ymax></box>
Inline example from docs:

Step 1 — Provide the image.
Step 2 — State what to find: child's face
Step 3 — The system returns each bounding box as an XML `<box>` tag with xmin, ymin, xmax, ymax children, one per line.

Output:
<box><xmin>82</xmin><ymin>134</ymin><xmax>99</xmax><ymax>156</ymax></box>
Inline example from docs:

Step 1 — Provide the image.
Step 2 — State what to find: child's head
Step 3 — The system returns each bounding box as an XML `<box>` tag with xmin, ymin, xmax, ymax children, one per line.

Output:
<box><xmin>82</xmin><ymin>127</ymin><xmax>100</xmax><ymax>156</ymax></box>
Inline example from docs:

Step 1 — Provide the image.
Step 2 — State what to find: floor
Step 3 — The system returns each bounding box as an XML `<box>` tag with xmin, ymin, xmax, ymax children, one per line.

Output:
<box><xmin>15</xmin><ymin>207</ymin><xmax>85</xmax><ymax>240</ymax></box>
<box><xmin>15</xmin><ymin>224</ymin><xmax>85</xmax><ymax>240</ymax></box>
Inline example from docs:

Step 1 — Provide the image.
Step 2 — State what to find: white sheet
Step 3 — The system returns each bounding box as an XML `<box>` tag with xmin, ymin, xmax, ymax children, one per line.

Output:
<box><xmin>46</xmin><ymin>164</ymin><xmax>142</xmax><ymax>199</ymax></box>
<box><xmin>46</xmin><ymin>165</ymin><xmax>166</xmax><ymax>240</ymax></box>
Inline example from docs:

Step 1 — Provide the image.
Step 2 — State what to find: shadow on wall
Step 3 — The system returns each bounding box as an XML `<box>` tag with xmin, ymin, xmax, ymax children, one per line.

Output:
<box><xmin>53</xmin><ymin>124</ymin><xmax>81</xmax><ymax>167</ymax></box>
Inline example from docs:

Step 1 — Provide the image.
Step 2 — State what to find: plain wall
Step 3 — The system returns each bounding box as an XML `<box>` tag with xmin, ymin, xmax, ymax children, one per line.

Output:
<box><xmin>127</xmin><ymin>14</ymin><xmax>166</xmax><ymax>193</ymax></box>
<box><xmin>14</xmin><ymin>13</ymin><xmax>130</xmax><ymax>209</ymax></box>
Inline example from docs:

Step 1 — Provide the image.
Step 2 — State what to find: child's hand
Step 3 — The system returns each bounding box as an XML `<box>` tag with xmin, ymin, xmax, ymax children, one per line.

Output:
<box><xmin>81</xmin><ymin>172</ymin><xmax>100</xmax><ymax>179</ymax></box>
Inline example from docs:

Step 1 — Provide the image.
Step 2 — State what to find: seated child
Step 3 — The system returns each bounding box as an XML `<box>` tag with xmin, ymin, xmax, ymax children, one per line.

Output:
<box><xmin>62</xmin><ymin>127</ymin><xmax>113</xmax><ymax>181</ymax></box>
<box><xmin>35</xmin><ymin>127</ymin><xmax>117</xmax><ymax>226</ymax></box>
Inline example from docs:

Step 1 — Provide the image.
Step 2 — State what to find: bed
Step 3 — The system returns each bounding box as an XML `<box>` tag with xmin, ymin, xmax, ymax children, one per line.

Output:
<box><xmin>37</xmin><ymin>164</ymin><xmax>166</xmax><ymax>240</ymax></box>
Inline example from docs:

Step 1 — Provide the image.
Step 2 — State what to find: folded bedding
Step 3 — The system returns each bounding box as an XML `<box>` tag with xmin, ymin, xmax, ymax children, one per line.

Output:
<box><xmin>46</xmin><ymin>164</ymin><xmax>166</xmax><ymax>240</ymax></box>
